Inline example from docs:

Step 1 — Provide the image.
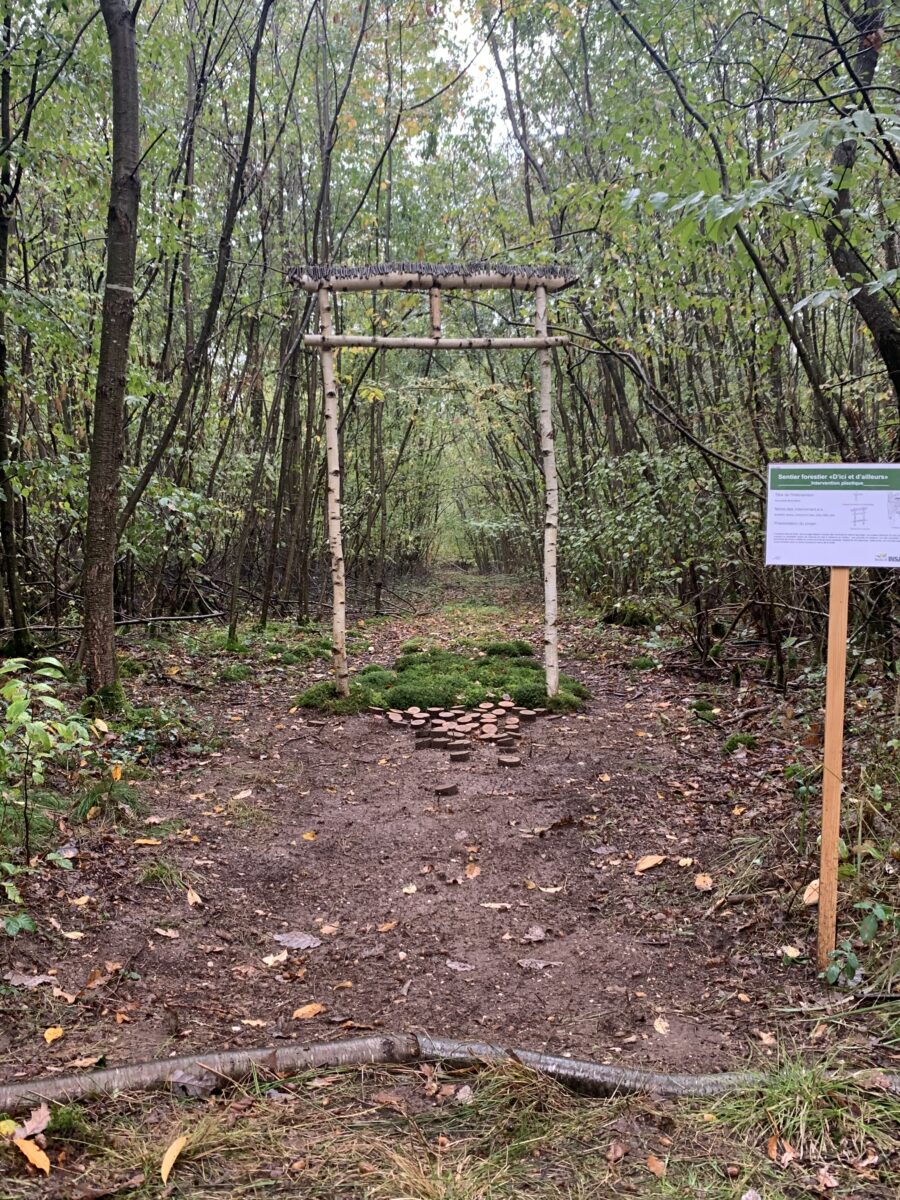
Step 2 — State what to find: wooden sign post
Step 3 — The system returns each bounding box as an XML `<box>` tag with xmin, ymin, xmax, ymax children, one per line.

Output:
<box><xmin>818</xmin><ymin>566</ymin><xmax>849</xmax><ymax>969</ymax></box>
<box><xmin>766</xmin><ymin>464</ymin><xmax>900</xmax><ymax>971</ymax></box>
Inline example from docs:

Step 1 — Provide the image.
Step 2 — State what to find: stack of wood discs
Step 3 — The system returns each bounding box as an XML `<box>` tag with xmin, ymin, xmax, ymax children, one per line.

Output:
<box><xmin>381</xmin><ymin>702</ymin><xmax>543</xmax><ymax>763</ymax></box>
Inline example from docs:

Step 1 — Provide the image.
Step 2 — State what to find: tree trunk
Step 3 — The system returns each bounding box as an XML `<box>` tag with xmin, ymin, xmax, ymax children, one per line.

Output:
<box><xmin>535</xmin><ymin>285</ymin><xmax>559</xmax><ymax>696</ymax></box>
<box><xmin>82</xmin><ymin>0</ymin><xmax>141</xmax><ymax>703</ymax></box>
<box><xmin>318</xmin><ymin>287</ymin><xmax>349</xmax><ymax>696</ymax></box>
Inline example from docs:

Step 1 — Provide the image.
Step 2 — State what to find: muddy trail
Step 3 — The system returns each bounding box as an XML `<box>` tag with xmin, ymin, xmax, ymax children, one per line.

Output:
<box><xmin>2</xmin><ymin>577</ymin><xmax>886</xmax><ymax>1090</ymax></box>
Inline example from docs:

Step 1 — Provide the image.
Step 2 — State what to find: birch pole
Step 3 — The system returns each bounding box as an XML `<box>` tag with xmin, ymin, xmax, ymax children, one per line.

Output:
<box><xmin>317</xmin><ymin>286</ymin><xmax>349</xmax><ymax>696</ymax></box>
<box><xmin>535</xmin><ymin>285</ymin><xmax>559</xmax><ymax>696</ymax></box>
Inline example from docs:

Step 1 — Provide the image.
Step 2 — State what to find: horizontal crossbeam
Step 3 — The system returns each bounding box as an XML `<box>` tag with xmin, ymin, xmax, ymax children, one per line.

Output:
<box><xmin>302</xmin><ymin>334</ymin><xmax>568</xmax><ymax>351</ymax></box>
<box><xmin>293</xmin><ymin>267</ymin><xmax>576</xmax><ymax>293</ymax></box>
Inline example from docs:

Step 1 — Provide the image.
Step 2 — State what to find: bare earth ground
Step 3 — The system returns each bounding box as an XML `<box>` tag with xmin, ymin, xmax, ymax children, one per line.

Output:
<box><xmin>1</xmin><ymin>577</ymin><xmax>898</xmax><ymax>1196</ymax></box>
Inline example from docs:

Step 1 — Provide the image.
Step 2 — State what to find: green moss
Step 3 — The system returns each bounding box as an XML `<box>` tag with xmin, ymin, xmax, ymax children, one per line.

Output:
<box><xmin>723</xmin><ymin>732</ymin><xmax>758</xmax><ymax>754</ymax></box>
<box><xmin>601</xmin><ymin>601</ymin><xmax>655</xmax><ymax>628</ymax></box>
<box><xmin>628</xmin><ymin>655</ymin><xmax>659</xmax><ymax>672</ymax></box>
<box><xmin>117</xmin><ymin>656</ymin><xmax>145</xmax><ymax>679</ymax></box>
<box><xmin>280</xmin><ymin>651</ymin><xmax>301</xmax><ymax>665</ymax></box>
<box><xmin>220</xmin><ymin>664</ymin><xmax>252</xmax><ymax>683</ymax></box>
<box><xmin>47</xmin><ymin>1103</ymin><xmax>97</xmax><ymax>1144</ymax></box>
<box><xmin>398</xmin><ymin>638</ymin><xmax>426</xmax><ymax>654</ymax></box>
<box><xmin>80</xmin><ymin>680</ymin><xmax>127</xmax><ymax>717</ymax></box>
<box><xmin>478</xmin><ymin>639</ymin><xmax>534</xmax><ymax>657</ymax></box>
<box><xmin>295</xmin><ymin>680</ymin><xmax>374</xmax><ymax>715</ymax></box>
<box><xmin>691</xmin><ymin>698</ymin><xmax>714</xmax><ymax>712</ymax></box>
<box><xmin>546</xmin><ymin>691</ymin><xmax>582</xmax><ymax>713</ymax></box>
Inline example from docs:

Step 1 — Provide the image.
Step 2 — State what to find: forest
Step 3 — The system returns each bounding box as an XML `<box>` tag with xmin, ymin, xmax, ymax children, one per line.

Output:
<box><xmin>0</xmin><ymin>1</ymin><xmax>899</xmax><ymax>1197</ymax></box>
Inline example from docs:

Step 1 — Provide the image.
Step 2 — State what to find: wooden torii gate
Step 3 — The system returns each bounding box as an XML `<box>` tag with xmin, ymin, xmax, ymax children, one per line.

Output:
<box><xmin>293</xmin><ymin>262</ymin><xmax>577</xmax><ymax>699</ymax></box>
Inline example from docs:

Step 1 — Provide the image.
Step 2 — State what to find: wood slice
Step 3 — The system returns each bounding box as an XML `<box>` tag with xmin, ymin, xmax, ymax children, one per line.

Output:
<box><xmin>497</xmin><ymin>737</ymin><xmax>516</xmax><ymax>748</ymax></box>
<box><xmin>414</xmin><ymin>739</ymin><xmax>433</xmax><ymax>750</ymax></box>
<box><xmin>449</xmin><ymin>750</ymin><xmax>470</xmax><ymax>762</ymax></box>
<box><xmin>498</xmin><ymin>755</ymin><xmax>522</xmax><ymax>767</ymax></box>
<box><xmin>406</xmin><ymin>707</ymin><xmax>422</xmax><ymax>715</ymax></box>
<box><xmin>387</xmin><ymin>712</ymin><xmax>405</xmax><ymax>725</ymax></box>
<box><xmin>435</xmin><ymin>782</ymin><xmax>459</xmax><ymax>796</ymax></box>
<box><xmin>431</xmin><ymin>721</ymin><xmax>448</xmax><ymax>732</ymax></box>
<box><xmin>490</xmin><ymin>708</ymin><xmax>506</xmax><ymax>719</ymax></box>
<box><xmin>505</xmin><ymin>718</ymin><xmax>520</xmax><ymax>728</ymax></box>
<box><xmin>431</xmin><ymin>737</ymin><xmax>451</xmax><ymax>749</ymax></box>
<box><xmin>518</xmin><ymin>710</ymin><xmax>537</xmax><ymax>722</ymax></box>
<box><xmin>533</xmin><ymin>708</ymin><xmax>548</xmax><ymax>716</ymax></box>
<box><xmin>481</xmin><ymin>723</ymin><xmax>498</xmax><ymax>736</ymax></box>
<box><xmin>478</xmin><ymin>702</ymin><xmax>494</xmax><ymax>711</ymax></box>
<box><xmin>427</xmin><ymin>707</ymin><xmax>443</xmax><ymax>715</ymax></box>
<box><xmin>410</xmin><ymin>719</ymin><xmax>428</xmax><ymax>729</ymax></box>
<box><xmin>499</xmin><ymin>700</ymin><xmax>516</xmax><ymax>709</ymax></box>
<box><xmin>438</xmin><ymin>711</ymin><xmax>456</xmax><ymax>720</ymax></box>
<box><xmin>448</xmin><ymin>740</ymin><xmax>469</xmax><ymax>751</ymax></box>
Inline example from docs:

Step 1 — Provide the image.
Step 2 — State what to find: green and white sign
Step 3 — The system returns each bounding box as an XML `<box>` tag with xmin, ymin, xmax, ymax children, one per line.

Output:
<box><xmin>766</xmin><ymin>463</ymin><xmax>900</xmax><ymax>568</ymax></box>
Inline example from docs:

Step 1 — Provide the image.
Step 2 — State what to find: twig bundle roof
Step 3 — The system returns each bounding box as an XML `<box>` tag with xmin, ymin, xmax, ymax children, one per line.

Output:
<box><xmin>291</xmin><ymin>261</ymin><xmax>577</xmax><ymax>292</ymax></box>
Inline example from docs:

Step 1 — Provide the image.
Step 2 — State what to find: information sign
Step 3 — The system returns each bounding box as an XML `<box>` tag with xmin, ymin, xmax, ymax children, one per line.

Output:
<box><xmin>766</xmin><ymin>463</ymin><xmax>900</xmax><ymax>568</ymax></box>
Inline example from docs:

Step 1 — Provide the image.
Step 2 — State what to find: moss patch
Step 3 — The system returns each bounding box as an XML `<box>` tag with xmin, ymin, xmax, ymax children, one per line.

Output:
<box><xmin>297</xmin><ymin>647</ymin><xmax>588</xmax><ymax>714</ymax></box>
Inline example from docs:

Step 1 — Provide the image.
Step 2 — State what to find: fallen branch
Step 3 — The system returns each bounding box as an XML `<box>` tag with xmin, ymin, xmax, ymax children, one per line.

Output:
<box><xmin>1</xmin><ymin>1032</ymin><xmax>898</xmax><ymax>1113</ymax></box>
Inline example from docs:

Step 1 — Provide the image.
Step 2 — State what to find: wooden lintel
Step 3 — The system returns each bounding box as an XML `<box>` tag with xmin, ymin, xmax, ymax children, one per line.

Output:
<box><xmin>293</xmin><ymin>269</ymin><xmax>575</xmax><ymax>293</ymax></box>
<box><xmin>302</xmin><ymin>334</ymin><xmax>568</xmax><ymax>350</ymax></box>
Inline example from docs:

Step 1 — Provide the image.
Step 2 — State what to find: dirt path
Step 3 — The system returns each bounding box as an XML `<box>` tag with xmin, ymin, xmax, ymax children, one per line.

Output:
<box><xmin>1</xmin><ymin>582</ymin><xmax>877</xmax><ymax>1088</ymax></box>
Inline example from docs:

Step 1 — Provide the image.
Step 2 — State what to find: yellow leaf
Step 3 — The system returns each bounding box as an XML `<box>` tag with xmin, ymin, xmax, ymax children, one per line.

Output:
<box><xmin>320</xmin><ymin>922</ymin><xmax>339</xmax><ymax>935</ymax></box>
<box><xmin>646</xmin><ymin>1153</ymin><xmax>666</xmax><ymax>1178</ymax></box>
<box><xmin>111</xmin><ymin>763</ymin><xmax>122</xmax><ymax>782</ymax></box>
<box><xmin>93</xmin><ymin>718</ymin><xmax>109</xmax><ymax>734</ymax></box>
<box><xmin>61</xmin><ymin>930</ymin><xmax>84</xmax><ymax>940</ymax></box>
<box><xmin>186</xmin><ymin>886</ymin><xmax>202</xmax><ymax>907</ymax></box>
<box><xmin>693</xmin><ymin>873</ymin><xmax>714</xmax><ymax>891</ymax></box>
<box><xmin>653</xmin><ymin>1016</ymin><xmax>670</xmax><ymax>1036</ymax></box>
<box><xmin>377</xmin><ymin>921</ymin><xmax>397</xmax><ymax>932</ymax></box>
<box><xmin>160</xmin><ymin>1134</ymin><xmax>188</xmax><ymax>1184</ymax></box>
<box><xmin>68</xmin><ymin>895</ymin><xmax>90</xmax><ymax>906</ymax></box>
<box><xmin>262</xmin><ymin>949</ymin><xmax>288</xmax><ymax>967</ymax></box>
<box><xmin>333</xmin><ymin>980</ymin><xmax>353</xmax><ymax>990</ymax></box>
<box><xmin>14</xmin><ymin>1138</ymin><xmax>50</xmax><ymax>1175</ymax></box>
<box><xmin>241</xmin><ymin>1018</ymin><xmax>266</xmax><ymax>1027</ymax></box>
<box><xmin>677</xmin><ymin>857</ymin><xmax>693</xmax><ymax>867</ymax></box>
<box><xmin>634</xmin><ymin>854</ymin><xmax>666</xmax><ymax>875</ymax></box>
<box><xmin>293</xmin><ymin>1002</ymin><xmax>325</xmax><ymax>1020</ymax></box>
<box><xmin>302</xmin><ymin>831</ymin><xmax>317</xmax><ymax>841</ymax></box>
<box><xmin>134</xmin><ymin>837</ymin><xmax>162</xmax><ymax>846</ymax></box>
<box><xmin>43</xmin><ymin>1026</ymin><xmax>64</xmax><ymax>1044</ymax></box>
<box><xmin>538</xmin><ymin>885</ymin><xmax>563</xmax><ymax>894</ymax></box>
<box><xmin>86</xmin><ymin>804</ymin><xmax>100</xmax><ymax>820</ymax></box>
<box><xmin>0</xmin><ymin>1118</ymin><xmax>17</xmax><ymax>1135</ymax></box>
<box><xmin>803</xmin><ymin>878</ymin><xmax>820</xmax><ymax>907</ymax></box>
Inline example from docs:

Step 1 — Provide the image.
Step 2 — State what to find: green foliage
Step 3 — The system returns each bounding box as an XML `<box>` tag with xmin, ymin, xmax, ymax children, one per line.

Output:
<box><xmin>220</xmin><ymin>664</ymin><xmax>252</xmax><ymax>683</ymax></box>
<box><xmin>600</xmin><ymin>602</ymin><xmax>655</xmax><ymax>629</ymax></box>
<box><xmin>478</xmin><ymin>639</ymin><xmax>534</xmax><ymax>657</ymax></box>
<box><xmin>299</xmin><ymin>647</ymin><xmax>588</xmax><ymax>715</ymax></box>
<box><xmin>295</xmin><ymin>681</ymin><xmax>375</xmax><ymax>716</ymax></box>
<box><xmin>723</xmin><ymin>732</ymin><xmax>758</xmax><ymax>754</ymax></box>
<box><xmin>628</xmin><ymin>656</ymin><xmax>659</xmax><ymax>672</ymax></box>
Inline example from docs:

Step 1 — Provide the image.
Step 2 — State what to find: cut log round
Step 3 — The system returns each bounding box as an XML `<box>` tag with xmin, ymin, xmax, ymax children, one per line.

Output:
<box><xmin>518</xmin><ymin>710</ymin><xmax>537</xmax><ymax>722</ymax></box>
<box><xmin>414</xmin><ymin>739</ymin><xmax>433</xmax><ymax>751</ymax></box>
<box><xmin>478</xmin><ymin>702</ymin><xmax>494</xmax><ymax>711</ymax></box>
<box><xmin>449</xmin><ymin>751</ymin><xmax>470</xmax><ymax>762</ymax></box>
<box><xmin>499</xmin><ymin>700</ymin><xmax>516</xmax><ymax>709</ymax></box>
<box><xmin>387</xmin><ymin>713</ymin><xmax>405</xmax><ymax>725</ymax></box>
<box><xmin>481</xmin><ymin>723</ymin><xmax>498</xmax><ymax>737</ymax></box>
<box><xmin>410</xmin><ymin>719</ymin><xmax>428</xmax><ymax>729</ymax></box>
<box><xmin>435</xmin><ymin>782</ymin><xmax>459</xmax><ymax>796</ymax></box>
<box><xmin>498</xmin><ymin>755</ymin><xmax>522</xmax><ymax>767</ymax></box>
<box><xmin>406</xmin><ymin>707</ymin><xmax>422</xmax><ymax>715</ymax></box>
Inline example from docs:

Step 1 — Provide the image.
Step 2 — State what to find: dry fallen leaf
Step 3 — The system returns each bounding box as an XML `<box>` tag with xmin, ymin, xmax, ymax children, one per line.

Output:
<box><xmin>635</xmin><ymin>854</ymin><xmax>666</xmax><ymax>875</ymax></box>
<box><xmin>606</xmin><ymin>1140</ymin><xmax>627</xmax><ymax>1164</ymax></box>
<box><xmin>14</xmin><ymin>1103</ymin><xmax>50</xmax><ymax>1140</ymax></box>
<box><xmin>68</xmin><ymin>895</ymin><xmax>91</xmax><ymax>907</ymax></box>
<box><xmin>293</xmin><ymin>1002</ymin><xmax>325</xmax><ymax>1020</ymax></box>
<box><xmin>377</xmin><ymin>920</ymin><xmax>397</xmax><ymax>932</ymax></box>
<box><xmin>273</xmin><ymin>931</ymin><xmax>321</xmax><ymax>950</ymax></box>
<box><xmin>14</xmin><ymin>1138</ymin><xmax>50</xmax><ymax>1175</ymax></box>
<box><xmin>160</xmin><ymin>1134</ymin><xmax>188</xmax><ymax>1184</ymax></box>
<box><xmin>538</xmin><ymin>885</ymin><xmax>563</xmax><ymax>894</ymax></box>
<box><xmin>61</xmin><ymin>930</ymin><xmax>84</xmax><ymax>940</ymax></box>
<box><xmin>803</xmin><ymin>878</ymin><xmax>820</xmax><ymax>907</ymax></box>
<box><xmin>320</xmin><ymin>923</ymin><xmax>339</xmax><ymax>935</ymax></box>
<box><xmin>186</xmin><ymin>886</ymin><xmax>202</xmax><ymax>907</ymax></box>
<box><xmin>693</xmin><ymin>873</ymin><xmax>714</xmax><ymax>891</ymax></box>
<box><xmin>262</xmin><ymin>949</ymin><xmax>288</xmax><ymax>968</ymax></box>
<box><xmin>767</xmin><ymin>1134</ymin><xmax>797</xmax><ymax>1167</ymax></box>
<box><xmin>154</xmin><ymin>927</ymin><xmax>179</xmax><ymax>939</ymax></box>
<box><xmin>677</xmin><ymin>856</ymin><xmax>693</xmax><ymax>867</ymax></box>
<box><xmin>653</xmin><ymin>1016</ymin><xmax>670</xmax><ymax>1036</ymax></box>
<box><xmin>646</xmin><ymin>1154</ymin><xmax>666</xmax><ymax>1178</ymax></box>
<box><xmin>134</xmin><ymin>837</ymin><xmax>162</xmax><ymax>846</ymax></box>
<box><xmin>302</xmin><ymin>831</ymin><xmax>317</xmax><ymax>841</ymax></box>
<box><xmin>401</xmin><ymin>884</ymin><xmax>417</xmax><ymax>894</ymax></box>
<box><xmin>465</xmin><ymin>863</ymin><xmax>481</xmax><ymax>880</ymax></box>
<box><xmin>43</xmin><ymin>1026</ymin><xmax>64</xmax><ymax>1045</ymax></box>
<box><xmin>233</xmin><ymin>788</ymin><xmax>252</xmax><ymax>801</ymax></box>
<box><xmin>480</xmin><ymin>902</ymin><xmax>511</xmax><ymax>910</ymax></box>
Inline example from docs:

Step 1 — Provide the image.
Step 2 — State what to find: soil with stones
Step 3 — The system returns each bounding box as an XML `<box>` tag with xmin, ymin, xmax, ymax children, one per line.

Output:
<box><xmin>1</xmin><ymin>587</ymin><xmax>882</xmax><ymax>1090</ymax></box>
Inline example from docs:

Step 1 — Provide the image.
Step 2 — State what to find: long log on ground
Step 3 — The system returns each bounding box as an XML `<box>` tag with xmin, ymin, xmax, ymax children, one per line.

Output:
<box><xmin>302</xmin><ymin>334</ymin><xmax>569</xmax><ymax>350</ymax></box>
<box><xmin>1</xmin><ymin>1031</ymin><xmax>898</xmax><ymax>1112</ymax></box>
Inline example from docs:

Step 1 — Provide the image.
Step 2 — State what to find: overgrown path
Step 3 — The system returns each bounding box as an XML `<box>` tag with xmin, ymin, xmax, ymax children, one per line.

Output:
<box><xmin>1</xmin><ymin>579</ymin><xmax>894</xmax><ymax>1085</ymax></box>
